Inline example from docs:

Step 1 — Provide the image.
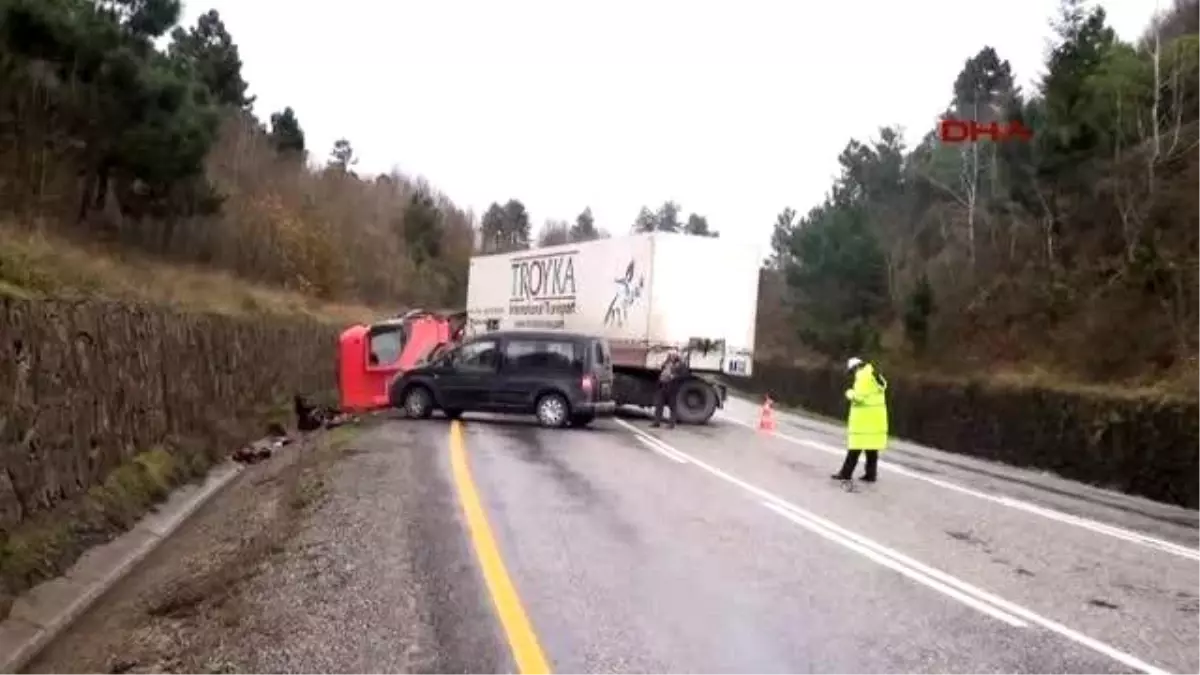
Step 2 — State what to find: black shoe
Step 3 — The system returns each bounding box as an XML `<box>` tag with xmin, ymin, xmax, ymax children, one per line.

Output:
<box><xmin>831</xmin><ymin>473</ymin><xmax>850</xmax><ymax>480</ymax></box>
<box><xmin>650</xmin><ymin>422</ymin><xmax>661</xmax><ymax>428</ymax></box>
<box><xmin>860</xmin><ymin>475</ymin><xmax>877</xmax><ymax>483</ymax></box>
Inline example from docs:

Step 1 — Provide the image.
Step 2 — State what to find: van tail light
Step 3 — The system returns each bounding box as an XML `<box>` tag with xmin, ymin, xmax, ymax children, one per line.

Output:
<box><xmin>581</xmin><ymin>374</ymin><xmax>595</xmax><ymax>398</ymax></box>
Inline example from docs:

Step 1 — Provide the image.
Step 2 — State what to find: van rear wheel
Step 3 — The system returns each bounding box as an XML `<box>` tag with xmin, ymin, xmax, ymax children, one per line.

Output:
<box><xmin>535</xmin><ymin>393</ymin><xmax>570</xmax><ymax>428</ymax></box>
<box><xmin>672</xmin><ymin>379</ymin><xmax>717</xmax><ymax>425</ymax></box>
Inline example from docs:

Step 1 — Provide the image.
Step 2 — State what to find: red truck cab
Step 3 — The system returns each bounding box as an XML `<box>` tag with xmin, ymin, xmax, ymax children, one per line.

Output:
<box><xmin>337</xmin><ymin>309</ymin><xmax>467</xmax><ymax>412</ymax></box>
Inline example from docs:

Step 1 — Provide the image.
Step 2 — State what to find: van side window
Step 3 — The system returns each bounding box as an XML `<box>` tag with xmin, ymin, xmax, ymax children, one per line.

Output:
<box><xmin>456</xmin><ymin>340</ymin><xmax>499</xmax><ymax>371</ymax></box>
<box><xmin>504</xmin><ymin>340</ymin><xmax>581</xmax><ymax>371</ymax></box>
<box><xmin>368</xmin><ymin>326</ymin><xmax>405</xmax><ymax>367</ymax></box>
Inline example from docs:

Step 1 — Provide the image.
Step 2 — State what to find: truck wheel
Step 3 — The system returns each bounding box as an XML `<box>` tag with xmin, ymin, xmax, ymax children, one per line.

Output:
<box><xmin>672</xmin><ymin>379</ymin><xmax>718</xmax><ymax>425</ymax></box>
<box><xmin>535</xmin><ymin>393</ymin><xmax>570</xmax><ymax>428</ymax></box>
<box><xmin>402</xmin><ymin>386</ymin><xmax>434</xmax><ymax>419</ymax></box>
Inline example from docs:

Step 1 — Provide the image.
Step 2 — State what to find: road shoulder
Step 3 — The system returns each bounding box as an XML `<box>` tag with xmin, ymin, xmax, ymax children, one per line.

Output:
<box><xmin>0</xmin><ymin>461</ymin><xmax>242</xmax><ymax>674</ymax></box>
<box><xmin>26</xmin><ymin>418</ymin><xmax>507</xmax><ymax>674</ymax></box>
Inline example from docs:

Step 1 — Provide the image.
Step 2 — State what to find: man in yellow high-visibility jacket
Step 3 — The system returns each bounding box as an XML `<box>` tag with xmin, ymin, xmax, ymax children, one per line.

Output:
<box><xmin>831</xmin><ymin>357</ymin><xmax>889</xmax><ymax>483</ymax></box>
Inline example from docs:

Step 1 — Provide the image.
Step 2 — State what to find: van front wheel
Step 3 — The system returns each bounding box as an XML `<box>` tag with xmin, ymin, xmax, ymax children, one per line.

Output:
<box><xmin>402</xmin><ymin>386</ymin><xmax>434</xmax><ymax>419</ymax></box>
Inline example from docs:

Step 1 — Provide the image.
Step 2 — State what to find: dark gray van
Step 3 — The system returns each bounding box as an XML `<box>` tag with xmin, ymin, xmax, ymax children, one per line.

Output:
<box><xmin>389</xmin><ymin>330</ymin><xmax>616</xmax><ymax>428</ymax></box>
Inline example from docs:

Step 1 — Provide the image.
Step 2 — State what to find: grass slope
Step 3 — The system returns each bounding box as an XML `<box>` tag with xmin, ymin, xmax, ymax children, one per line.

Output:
<box><xmin>0</xmin><ymin>223</ymin><xmax>383</xmax><ymax>325</ymax></box>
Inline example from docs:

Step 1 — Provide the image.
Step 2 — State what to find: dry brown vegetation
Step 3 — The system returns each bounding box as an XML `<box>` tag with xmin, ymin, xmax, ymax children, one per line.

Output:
<box><xmin>2</xmin><ymin>111</ymin><xmax>475</xmax><ymax>312</ymax></box>
<box><xmin>0</xmin><ymin>0</ymin><xmax>475</xmax><ymax>311</ymax></box>
<box><xmin>192</xmin><ymin>117</ymin><xmax>475</xmax><ymax>307</ymax></box>
<box><xmin>0</xmin><ymin>221</ymin><xmax>377</xmax><ymax>324</ymax></box>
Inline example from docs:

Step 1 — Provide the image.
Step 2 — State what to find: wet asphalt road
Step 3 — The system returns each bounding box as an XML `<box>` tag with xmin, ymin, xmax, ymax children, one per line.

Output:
<box><xmin>31</xmin><ymin>400</ymin><xmax>1200</xmax><ymax>674</ymax></box>
<box><xmin>334</xmin><ymin>399</ymin><xmax>1197</xmax><ymax>674</ymax></box>
<box><xmin>451</xmin><ymin>404</ymin><xmax>1198</xmax><ymax>674</ymax></box>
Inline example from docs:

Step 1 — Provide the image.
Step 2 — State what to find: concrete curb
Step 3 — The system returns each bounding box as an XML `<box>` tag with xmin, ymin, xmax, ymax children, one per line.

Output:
<box><xmin>0</xmin><ymin>461</ymin><xmax>245</xmax><ymax>674</ymax></box>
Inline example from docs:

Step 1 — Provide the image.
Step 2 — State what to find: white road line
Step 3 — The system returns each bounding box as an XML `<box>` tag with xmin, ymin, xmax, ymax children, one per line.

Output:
<box><xmin>761</xmin><ymin>501</ymin><xmax>1026</xmax><ymax>627</ymax></box>
<box><xmin>636</xmin><ymin>434</ymin><xmax>689</xmax><ymax>463</ymax></box>
<box><xmin>717</xmin><ymin>412</ymin><xmax>1200</xmax><ymax>563</ymax></box>
<box><xmin>614</xmin><ymin>418</ymin><xmax>1170</xmax><ymax>675</ymax></box>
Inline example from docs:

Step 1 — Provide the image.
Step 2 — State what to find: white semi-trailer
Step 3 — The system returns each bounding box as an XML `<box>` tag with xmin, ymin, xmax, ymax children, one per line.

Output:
<box><xmin>464</xmin><ymin>231</ymin><xmax>760</xmax><ymax>424</ymax></box>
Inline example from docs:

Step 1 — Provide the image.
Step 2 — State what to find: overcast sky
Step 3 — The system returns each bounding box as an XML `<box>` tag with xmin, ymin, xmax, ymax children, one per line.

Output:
<box><xmin>181</xmin><ymin>0</ymin><xmax>1159</xmax><ymax>256</ymax></box>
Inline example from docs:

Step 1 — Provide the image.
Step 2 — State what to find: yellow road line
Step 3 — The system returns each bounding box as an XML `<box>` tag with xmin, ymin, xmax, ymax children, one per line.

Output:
<box><xmin>448</xmin><ymin>420</ymin><xmax>552</xmax><ymax>675</ymax></box>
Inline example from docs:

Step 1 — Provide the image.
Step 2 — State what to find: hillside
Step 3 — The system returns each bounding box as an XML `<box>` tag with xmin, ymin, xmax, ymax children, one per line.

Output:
<box><xmin>0</xmin><ymin>222</ymin><xmax>378</xmax><ymax>324</ymax></box>
<box><xmin>0</xmin><ymin>0</ymin><xmax>1196</xmax><ymax>397</ymax></box>
<box><xmin>759</xmin><ymin>0</ymin><xmax>1199</xmax><ymax>397</ymax></box>
<box><xmin>0</xmin><ymin>1</ymin><xmax>475</xmax><ymax>313</ymax></box>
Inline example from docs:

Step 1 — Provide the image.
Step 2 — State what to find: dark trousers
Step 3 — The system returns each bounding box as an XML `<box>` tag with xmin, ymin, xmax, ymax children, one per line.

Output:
<box><xmin>836</xmin><ymin>449</ymin><xmax>879</xmax><ymax>480</ymax></box>
<box><xmin>652</xmin><ymin>382</ymin><xmax>676</xmax><ymax>427</ymax></box>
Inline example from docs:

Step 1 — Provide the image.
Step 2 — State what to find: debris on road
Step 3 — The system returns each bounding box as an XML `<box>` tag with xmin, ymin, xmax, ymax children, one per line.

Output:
<box><xmin>322</xmin><ymin>411</ymin><xmax>356</xmax><ymax>428</ymax></box>
<box><xmin>294</xmin><ymin>394</ymin><xmax>358</xmax><ymax>431</ymax></box>
<box><xmin>232</xmin><ymin>436</ymin><xmax>289</xmax><ymax>465</ymax></box>
<box><xmin>232</xmin><ymin>423</ymin><xmax>295</xmax><ymax>464</ymax></box>
<box><xmin>233</xmin><ymin>398</ymin><xmax>359</xmax><ymax>464</ymax></box>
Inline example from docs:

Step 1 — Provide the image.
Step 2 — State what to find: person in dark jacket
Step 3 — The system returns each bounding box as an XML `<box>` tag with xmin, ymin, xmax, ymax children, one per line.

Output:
<box><xmin>651</xmin><ymin>349</ymin><xmax>686</xmax><ymax>428</ymax></box>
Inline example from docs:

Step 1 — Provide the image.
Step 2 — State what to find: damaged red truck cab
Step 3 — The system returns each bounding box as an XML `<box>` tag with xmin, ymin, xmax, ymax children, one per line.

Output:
<box><xmin>337</xmin><ymin>309</ymin><xmax>467</xmax><ymax>413</ymax></box>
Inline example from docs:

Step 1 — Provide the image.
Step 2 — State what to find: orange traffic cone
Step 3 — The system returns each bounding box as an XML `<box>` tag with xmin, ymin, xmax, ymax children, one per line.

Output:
<box><xmin>758</xmin><ymin>396</ymin><xmax>777</xmax><ymax>432</ymax></box>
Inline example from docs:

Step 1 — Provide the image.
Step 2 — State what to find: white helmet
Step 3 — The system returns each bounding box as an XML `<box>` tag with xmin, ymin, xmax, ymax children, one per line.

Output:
<box><xmin>846</xmin><ymin>357</ymin><xmax>864</xmax><ymax>371</ymax></box>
